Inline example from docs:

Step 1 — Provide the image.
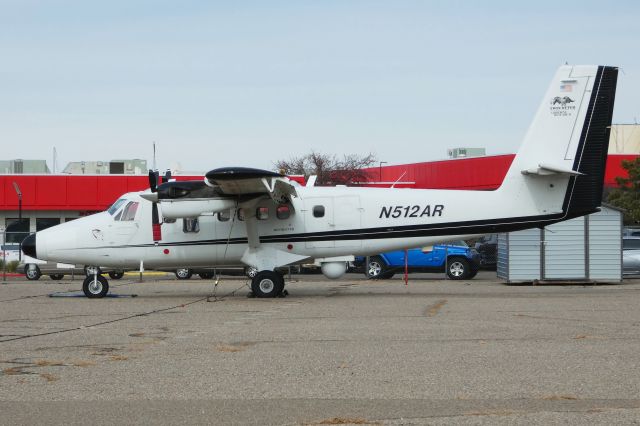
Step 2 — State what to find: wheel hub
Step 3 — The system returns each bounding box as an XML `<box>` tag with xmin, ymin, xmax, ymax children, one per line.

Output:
<box><xmin>368</xmin><ymin>262</ymin><xmax>382</xmax><ymax>277</ymax></box>
<box><xmin>89</xmin><ymin>278</ymin><xmax>102</xmax><ymax>294</ymax></box>
<box><xmin>259</xmin><ymin>278</ymin><xmax>275</xmax><ymax>293</ymax></box>
<box><xmin>449</xmin><ymin>262</ymin><xmax>464</xmax><ymax>277</ymax></box>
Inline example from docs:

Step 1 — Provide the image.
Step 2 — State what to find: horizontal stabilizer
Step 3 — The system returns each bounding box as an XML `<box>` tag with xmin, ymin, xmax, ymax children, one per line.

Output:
<box><xmin>521</xmin><ymin>163</ymin><xmax>583</xmax><ymax>177</ymax></box>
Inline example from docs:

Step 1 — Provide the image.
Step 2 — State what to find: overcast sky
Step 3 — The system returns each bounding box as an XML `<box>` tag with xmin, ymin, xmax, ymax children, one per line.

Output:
<box><xmin>1</xmin><ymin>0</ymin><xmax>639</xmax><ymax>173</ymax></box>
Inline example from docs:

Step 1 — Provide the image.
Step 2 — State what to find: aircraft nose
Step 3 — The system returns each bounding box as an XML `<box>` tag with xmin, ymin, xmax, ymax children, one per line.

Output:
<box><xmin>22</xmin><ymin>233</ymin><xmax>36</xmax><ymax>258</ymax></box>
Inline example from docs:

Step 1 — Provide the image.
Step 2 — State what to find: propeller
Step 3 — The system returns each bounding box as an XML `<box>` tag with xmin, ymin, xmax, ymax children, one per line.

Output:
<box><xmin>148</xmin><ymin>169</ymin><xmax>160</xmax><ymax>193</ymax></box>
<box><xmin>148</xmin><ymin>169</ymin><xmax>162</xmax><ymax>242</ymax></box>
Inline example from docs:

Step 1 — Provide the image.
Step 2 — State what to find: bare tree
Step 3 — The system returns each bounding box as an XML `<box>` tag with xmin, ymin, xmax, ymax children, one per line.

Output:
<box><xmin>275</xmin><ymin>151</ymin><xmax>377</xmax><ymax>186</ymax></box>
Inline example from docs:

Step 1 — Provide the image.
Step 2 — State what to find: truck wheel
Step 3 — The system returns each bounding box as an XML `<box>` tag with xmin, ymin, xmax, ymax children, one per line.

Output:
<box><xmin>365</xmin><ymin>256</ymin><xmax>387</xmax><ymax>279</ymax></box>
<box><xmin>49</xmin><ymin>274</ymin><xmax>64</xmax><ymax>280</ymax></box>
<box><xmin>108</xmin><ymin>271</ymin><xmax>124</xmax><ymax>280</ymax></box>
<box><xmin>175</xmin><ymin>268</ymin><xmax>192</xmax><ymax>280</ymax></box>
<box><xmin>82</xmin><ymin>275</ymin><xmax>109</xmax><ymax>298</ymax></box>
<box><xmin>24</xmin><ymin>264</ymin><xmax>42</xmax><ymax>281</ymax></box>
<box><xmin>446</xmin><ymin>257</ymin><xmax>470</xmax><ymax>280</ymax></box>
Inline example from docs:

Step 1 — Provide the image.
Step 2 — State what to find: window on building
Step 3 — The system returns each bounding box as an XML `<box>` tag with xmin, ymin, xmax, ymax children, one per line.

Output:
<box><xmin>276</xmin><ymin>205</ymin><xmax>290</xmax><ymax>220</ymax></box>
<box><xmin>257</xmin><ymin>207</ymin><xmax>269</xmax><ymax>220</ymax></box>
<box><xmin>36</xmin><ymin>218</ymin><xmax>60</xmax><ymax>231</ymax></box>
<box><xmin>183</xmin><ymin>218</ymin><xmax>200</xmax><ymax>233</ymax></box>
<box><xmin>218</xmin><ymin>210</ymin><xmax>230</xmax><ymax>222</ymax></box>
<box><xmin>5</xmin><ymin>218</ymin><xmax>30</xmax><ymax>244</ymax></box>
<box><xmin>313</xmin><ymin>205</ymin><xmax>325</xmax><ymax>218</ymax></box>
<box><xmin>120</xmin><ymin>202</ymin><xmax>139</xmax><ymax>221</ymax></box>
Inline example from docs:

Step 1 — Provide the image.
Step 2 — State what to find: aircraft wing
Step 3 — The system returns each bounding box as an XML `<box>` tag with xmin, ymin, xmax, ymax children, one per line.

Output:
<box><xmin>205</xmin><ymin>167</ymin><xmax>298</xmax><ymax>203</ymax></box>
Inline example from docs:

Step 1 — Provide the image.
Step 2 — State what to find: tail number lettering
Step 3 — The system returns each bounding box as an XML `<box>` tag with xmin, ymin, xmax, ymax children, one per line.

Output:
<box><xmin>379</xmin><ymin>205</ymin><xmax>444</xmax><ymax>219</ymax></box>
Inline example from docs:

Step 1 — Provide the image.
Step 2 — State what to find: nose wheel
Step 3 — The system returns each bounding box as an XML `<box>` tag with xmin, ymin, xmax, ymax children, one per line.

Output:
<box><xmin>250</xmin><ymin>271</ymin><xmax>285</xmax><ymax>298</ymax></box>
<box><xmin>82</xmin><ymin>275</ymin><xmax>110</xmax><ymax>298</ymax></box>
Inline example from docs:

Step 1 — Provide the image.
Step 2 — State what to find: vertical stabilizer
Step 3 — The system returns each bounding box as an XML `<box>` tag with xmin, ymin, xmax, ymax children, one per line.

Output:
<box><xmin>500</xmin><ymin>65</ymin><xmax>618</xmax><ymax>220</ymax></box>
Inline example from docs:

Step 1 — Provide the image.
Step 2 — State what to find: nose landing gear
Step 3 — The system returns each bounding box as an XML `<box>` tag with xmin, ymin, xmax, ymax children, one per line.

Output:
<box><xmin>82</xmin><ymin>274</ymin><xmax>110</xmax><ymax>298</ymax></box>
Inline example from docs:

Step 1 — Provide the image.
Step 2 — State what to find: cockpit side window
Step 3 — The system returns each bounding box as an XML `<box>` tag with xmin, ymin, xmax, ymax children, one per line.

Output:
<box><xmin>120</xmin><ymin>202</ymin><xmax>140</xmax><ymax>221</ymax></box>
<box><xmin>108</xmin><ymin>198</ymin><xmax>127</xmax><ymax>215</ymax></box>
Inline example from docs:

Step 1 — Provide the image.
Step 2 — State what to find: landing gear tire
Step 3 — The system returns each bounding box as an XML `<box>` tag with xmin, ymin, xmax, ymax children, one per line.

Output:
<box><xmin>446</xmin><ymin>258</ymin><xmax>471</xmax><ymax>280</ymax></box>
<box><xmin>49</xmin><ymin>274</ymin><xmax>64</xmax><ymax>280</ymax></box>
<box><xmin>199</xmin><ymin>272</ymin><xmax>214</xmax><ymax>279</ymax></box>
<box><xmin>251</xmin><ymin>271</ymin><xmax>284</xmax><ymax>298</ymax></box>
<box><xmin>109</xmin><ymin>271</ymin><xmax>124</xmax><ymax>280</ymax></box>
<box><xmin>82</xmin><ymin>275</ymin><xmax>109</xmax><ymax>298</ymax></box>
<box><xmin>24</xmin><ymin>264</ymin><xmax>42</xmax><ymax>281</ymax></box>
<box><xmin>175</xmin><ymin>268</ymin><xmax>193</xmax><ymax>280</ymax></box>
<box><xmin>84</xmin><ymin>265</ymin><xmax>102</xmax><ymax>277</ymax></box>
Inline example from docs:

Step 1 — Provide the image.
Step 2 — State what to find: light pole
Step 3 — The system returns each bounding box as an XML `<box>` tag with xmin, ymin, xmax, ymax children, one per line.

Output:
<box><xmin>12</xmin><ymin>182</ymin><xmax>22</xmax><ymax>262</ymax></box>
<box><xmin>379</xmin><ymin>161</ymin><xmax>387</xmax><ymax>182</ymax></box>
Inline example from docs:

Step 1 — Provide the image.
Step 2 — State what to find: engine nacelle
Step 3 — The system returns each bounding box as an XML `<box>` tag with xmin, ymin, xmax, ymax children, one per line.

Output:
<box><xmin>321</xmin><ymin>262</ymin><xmax>348</xmax><ymax>279</ymax></box>
<box><xmin>160</xmin><ymin>199</ymin><xmax>236</xmax><ymax>219</ymax></box>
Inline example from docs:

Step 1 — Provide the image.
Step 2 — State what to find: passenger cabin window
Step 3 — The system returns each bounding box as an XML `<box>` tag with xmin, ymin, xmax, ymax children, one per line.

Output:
<box><xmin>120</xmin><ymin>202</ymin><xmax>139</xmax><ymax>221</ymax></box>
<box><xmin>108</xmin><ymin>198</ymin><xmax>127</xmax><ymax>215</ymax></box>
<box><xmin>276</xmin><ymin>205</ymin><xmax>290</xmax><ymax>220</ymax></box>
<box><xmin>313</xmin><ymin>205</ymin><xmax>325</xmax><ymax>218</ymax></box>
<box><xmin>218</xmin><ymin>210</ymin><xmax>230</xmax><ymax>222</ymax></box>
<box><xmin>183</xmin><ymin>218</ymin><xmax>200</xmax><ymax>233</ymax></box>
<box><xmin>237</xmin><ymin>208</ymin><xmax>245</xmax><ymax>221</ymax></box>
<box><xmin>257</xmin><ymin>207</ymin><xmax>269</xmax><ymax>220</ymax></box>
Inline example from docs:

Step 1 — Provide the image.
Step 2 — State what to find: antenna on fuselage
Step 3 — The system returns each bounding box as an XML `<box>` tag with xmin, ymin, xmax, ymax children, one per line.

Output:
<box><xmin>152</xmin><ymin>141</ymin><xmax>157</xmax><ymax>172</ymax></box>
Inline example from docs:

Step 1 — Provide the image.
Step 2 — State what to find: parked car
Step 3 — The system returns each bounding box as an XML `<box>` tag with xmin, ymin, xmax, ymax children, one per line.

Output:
<box><xmin>474</xmin><ymin>234</ymin><xmax>498</xmax><ymax>270</ymax></box>
<box><xmin>354</xmin><ymin>241</ymin><xmax>480</xmax><ymax>280</ymax></box>
<box><xmin>623</xmin><ymin>228</ymin><xmax>640</xmax><ymax>237</ymax></box>
<box><xmin>172</xmin><ymin>266</ymin><xmax>259</xmax><ymax>280</ymax></box>
<box><xmin>20</xmin><ymin>260</ymin><xmax>125</xmax><ymax>281</ymax></box>
<box><xmin>623</xmin><ymin>237</ymin><xmax>640</xmax><ymax>275</ymax></box>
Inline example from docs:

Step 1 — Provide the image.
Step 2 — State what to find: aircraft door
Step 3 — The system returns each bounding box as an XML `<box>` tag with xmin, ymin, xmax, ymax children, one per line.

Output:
<box><xmin>304</xmin><ymin>197</ymin><xmax>334</xmax><ymax>249</ymax></box>
<box><xmin>304</xmin><ymin>196</ymin><xmax>362</xmax><ymax>249</ymax></box>
<box><xmin>333</xmin><ymin>196</ymin><xmax>362</xmax><ymax>249</ymax></box>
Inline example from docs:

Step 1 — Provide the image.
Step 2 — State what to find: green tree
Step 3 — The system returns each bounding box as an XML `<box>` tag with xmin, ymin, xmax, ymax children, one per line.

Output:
<box><xmin>607</xmin><ymin>157</ymin><xmax>640</xmax><ymax>224</ymax></box>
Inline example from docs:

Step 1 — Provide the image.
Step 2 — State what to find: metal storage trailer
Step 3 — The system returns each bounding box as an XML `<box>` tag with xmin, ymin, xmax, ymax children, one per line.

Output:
<box><xmin>497</xmin><ymin>205</ymin><xmax>622</xmax><ymax>283</ymax></box>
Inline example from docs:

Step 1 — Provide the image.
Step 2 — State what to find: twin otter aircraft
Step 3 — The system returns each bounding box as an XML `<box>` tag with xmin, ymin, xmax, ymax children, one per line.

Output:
<box><xmin>22</xmin><ymin>65</ymin><xmax>618</xmax><ymax>298</ymax></box>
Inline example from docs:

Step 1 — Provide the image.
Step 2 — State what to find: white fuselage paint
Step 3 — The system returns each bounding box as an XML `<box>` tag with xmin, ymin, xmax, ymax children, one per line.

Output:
<box><xmin>34</xmin><ymin>176</ymin><xmax>563</xmax><ymax>269</ymax></box>
<box><xmin>31</xmin><ymin>64</ymin><xmax>610</xmax><ymax>271</ymax></box>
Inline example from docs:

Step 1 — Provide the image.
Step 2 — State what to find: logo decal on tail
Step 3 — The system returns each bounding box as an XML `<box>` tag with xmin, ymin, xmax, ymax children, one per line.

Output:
<box><xmin>550</xmin><ymin>96</ymin><xmax>576</xmax><ymax>117</ymax></box>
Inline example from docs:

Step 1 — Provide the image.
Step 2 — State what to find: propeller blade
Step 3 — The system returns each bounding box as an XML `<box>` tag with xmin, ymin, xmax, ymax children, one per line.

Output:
<box><xmin>151</xmin><ymin>202</ymin><xmax>162</xmax><ymax>241</ymax></box>
<box><xmin>148</xmin><ymin>169</ymin><xmax>158</xmax><ymax>193</ymax></box>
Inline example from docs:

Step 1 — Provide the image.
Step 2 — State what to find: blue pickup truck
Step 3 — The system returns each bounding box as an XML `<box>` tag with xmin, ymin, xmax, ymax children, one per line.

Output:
<box><xmin>354</xmin><ymin>241</ymin><xmax>480</xmax><ymax>280</ymax></box>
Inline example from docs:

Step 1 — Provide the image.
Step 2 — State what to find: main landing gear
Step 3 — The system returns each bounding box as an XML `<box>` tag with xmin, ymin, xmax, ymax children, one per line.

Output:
<box><xmin>250</xmin><ymin>270</ymin><xmax>286</xmax><ymax>298</ymax></box>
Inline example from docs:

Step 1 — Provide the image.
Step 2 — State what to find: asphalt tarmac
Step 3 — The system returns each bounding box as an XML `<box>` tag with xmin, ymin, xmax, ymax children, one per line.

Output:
<box><xmin>1</xmin><ymin>272</ymin><xmax>640</xmax><ymax>425</ymax></box>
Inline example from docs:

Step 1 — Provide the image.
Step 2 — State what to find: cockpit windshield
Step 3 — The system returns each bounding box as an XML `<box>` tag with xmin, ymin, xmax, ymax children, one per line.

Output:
<box><xmin>107</xmin><ymin>198</ymin><xmax>127</xmax><ymax>215</ymax></box>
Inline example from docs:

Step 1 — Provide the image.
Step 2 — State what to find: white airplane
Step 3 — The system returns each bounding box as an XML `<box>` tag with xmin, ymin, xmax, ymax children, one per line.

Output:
<box><xmin>22</xmin><ymin>65</ymin><xmax>618</xmax><ymax>298</ymax></box>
